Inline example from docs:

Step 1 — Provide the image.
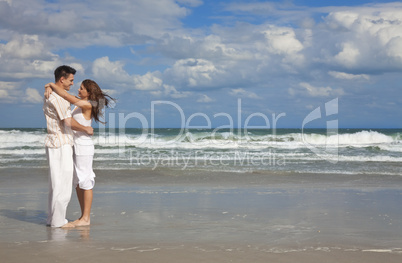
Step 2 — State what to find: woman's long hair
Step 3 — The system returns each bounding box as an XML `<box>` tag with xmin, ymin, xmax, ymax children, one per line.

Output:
<box><xmin>82</xmin><ymin>79</ymin><xmax>115</xmax><ymax>124</ymax></box>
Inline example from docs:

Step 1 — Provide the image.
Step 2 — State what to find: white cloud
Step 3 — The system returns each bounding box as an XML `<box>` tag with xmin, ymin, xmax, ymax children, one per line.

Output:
<box><xmin>92</xmin><ymin>56</ymin><xmax>224</xmax><ymax>94</ymax></box>
<box><xmin>133</xmin><ymin>72</ymin><xmax>163</xmax><ymax>91</ymax></box>
<box><xmin>328</xmin><ymin>71</ymin><xmax>369</xmax><ymax>80</ymax></box>
<box><xmin>92</xmin><ymin>57</ymin><xmax>132</xmax><ymax>84</ymax></box>
<box><xmin>334</xmin><ymin>42</ymin><xmax>360</xmax><ymax>68</ymax></box>
<box><xmin>0</xmin><ymin>81</ymin><xmax>16</xmax><ymax>102</ymax></box>
<box><xmin>0</xmin><ymin>81</ymin><xmax>15</xmax><ymax>90</ymax></box>
<box><xmin>201</xmin><ymin>35</ymin><xmax>252</xmax><ymax>61</ymax></box>
<box><xmin>324</xmin><ymin>6</ymin><xmax>402</xmax><ymax>70</ymax></box>
<box><xmin>263</xmin><ymin>26</ymin><xmax>304</xmax><ymax>55</ymax></box>
<box><xmin>92</xmin><ymin>57</ymin><xmax>165</xmax><ymax>91</ymax></box>
<box><xmin>326</xmin><ymin>7</ymin><xmax>402</xmax><ymax>45</ymax></box>
<box><xmin>0</xmin><ymin>34</ymin><xmax>65</xmax><ymax>80</ymax></box>
<box><xmin>0</xmin><ymin>89</ymin><xmax>8</xmax><ymax>99</ymax></box>
<box><xmin>197</xmin><ymin>94</ymin><xmax>214</xmax><ymax>103</ymax></box>
<box><xmin>0</xmin><ymin>81</ymin><xmax>44</xmax><ymax>103</ymax></box>
<box><xmin>165</xmin><ymin>58</ymin><xmax>224</xmax><ymax>88</ymax></box>
<box><xmin>150</xmin><ymin>84</ymin><xmax>192</xmax><ymax>98</ymax></box>
<box><xmin>0</xmin><ymin>35</ymin><xmax>53</xmax><ymax>59</ymax></box>
<box><xmin>163</xmin><ymin>84</ymin><xmax>192</xmax><ymax>98</ymax></box>
<box><xmin>385</xmin><ymin>36</ymin><xmax>402</xmax><ymax>60</ymax></box>
<box><xmin>229</xmin><ymin>88</ymin><xmax>260</xmax><ymax>99</ymax></box>
<box><xmin>0</xmin><ymin>0</ymin><xmax>190</xmax><ymax>49</ymax></box>
<box><xmin>291</xmin><ymin>82</ymin><xmax>344</xmax><ymax>97</ymax></box>
<box><xmin>23</xmin><ymin>88</ymin><xmax>42</xmax><ymax>103</ymax></box>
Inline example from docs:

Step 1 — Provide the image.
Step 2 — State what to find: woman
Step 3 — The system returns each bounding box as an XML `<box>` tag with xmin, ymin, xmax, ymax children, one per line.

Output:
<box><xmin>45</xmin><ymin>79</ymin><xmax>115</xmax><ymax>226</ymax></box>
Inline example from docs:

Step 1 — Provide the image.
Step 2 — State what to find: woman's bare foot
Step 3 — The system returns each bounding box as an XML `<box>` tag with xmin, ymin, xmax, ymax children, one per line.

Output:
<box><xmin>72</xmin><ymin>218</ymin><xmax>90</xmax><ymax>226</ymax></box>
<box><xmin>61</xmin><ymin>222</ymin><xmax>75</xmax><ymax>228</ymax></box>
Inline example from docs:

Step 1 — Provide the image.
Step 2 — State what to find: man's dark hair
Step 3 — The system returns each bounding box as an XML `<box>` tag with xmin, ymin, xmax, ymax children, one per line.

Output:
<box><xmin>54</xmin><ymin>65</ymin><xmax>76</xmax><ymax>82</ymax></box>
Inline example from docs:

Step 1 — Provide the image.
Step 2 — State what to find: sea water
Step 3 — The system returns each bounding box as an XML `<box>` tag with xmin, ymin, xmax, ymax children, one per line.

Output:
<box><xmin>0</xmin><ymin>128</ymin><xmax>401</xmax><ymax>175</ymax></box>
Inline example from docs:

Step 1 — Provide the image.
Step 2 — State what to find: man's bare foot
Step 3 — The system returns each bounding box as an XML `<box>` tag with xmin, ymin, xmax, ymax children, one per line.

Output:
<box><xmin>72</xmin><ymin>219</ymin><xmax>90</xmax><ymax>226</ymax></box>
<box><xmin>61</xmin><ymin>222</ymin><xmax>75</xmax><ymax>228</ymax></box>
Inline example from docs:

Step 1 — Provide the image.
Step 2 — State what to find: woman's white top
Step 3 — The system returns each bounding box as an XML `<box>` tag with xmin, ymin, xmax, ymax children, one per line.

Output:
<box><xmin>72</xmin><ymin>106</ymin><xmax>94</xmax><ymax>155</ymax></box>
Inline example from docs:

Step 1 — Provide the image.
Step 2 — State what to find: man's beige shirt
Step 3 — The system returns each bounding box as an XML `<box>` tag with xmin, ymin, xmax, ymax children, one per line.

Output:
<box><xmin>43</xmin><ymin>92</ymin><xmax>73</xmax><ymax>148</ymax></box>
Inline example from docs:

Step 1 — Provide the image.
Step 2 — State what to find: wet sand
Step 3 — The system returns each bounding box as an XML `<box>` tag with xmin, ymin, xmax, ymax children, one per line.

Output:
<box><xmin>1</xmin><ymin>168</ymin><xmax>402</xmax><ymax>262</ymax></box>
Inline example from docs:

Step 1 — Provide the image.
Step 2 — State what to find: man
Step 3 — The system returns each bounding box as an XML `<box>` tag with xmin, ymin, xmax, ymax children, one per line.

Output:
<box><xmin>43</xmin><ymin>65</ymin><xmax>93</xmax><ymax>228</ymax></box>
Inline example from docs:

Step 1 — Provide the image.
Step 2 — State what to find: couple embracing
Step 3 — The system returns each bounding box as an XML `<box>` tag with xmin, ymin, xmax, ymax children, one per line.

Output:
<box><xmin>43</xmin><ymin>65</ymin><xmax>115</xmax><ymax>228</ymax></box>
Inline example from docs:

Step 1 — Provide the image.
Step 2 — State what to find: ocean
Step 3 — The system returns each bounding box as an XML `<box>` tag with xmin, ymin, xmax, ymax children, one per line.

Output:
<box><xmin>0</xmin><ymin>128</ymin><xmax>401</xmax><ymax>175</ymax></box>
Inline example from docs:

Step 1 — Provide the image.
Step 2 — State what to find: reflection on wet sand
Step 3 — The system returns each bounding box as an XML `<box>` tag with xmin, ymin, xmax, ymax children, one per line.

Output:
<box><xmin>47</xmin><ymin>226</ymin><xmax>90</xmax><ymax>241</ymax></box>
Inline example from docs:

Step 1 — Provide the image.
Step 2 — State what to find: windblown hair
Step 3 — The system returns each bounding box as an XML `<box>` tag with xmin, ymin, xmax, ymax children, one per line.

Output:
<box><xmin>82</xmin><ymin>79</ymin><xmax>116</xmax><ymax>124</ymax></box>
<box><xmin>54</xmin><ymin>65</ymin><xmax>76</xmax><ymax>82</ymax></box>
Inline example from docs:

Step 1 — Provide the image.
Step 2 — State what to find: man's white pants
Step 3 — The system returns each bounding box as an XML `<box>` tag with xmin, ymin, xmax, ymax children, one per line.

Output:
<box><xmin>46</xmin><ymin>144</ymin><xmax>73</xmax><ymax>227</ymax></box>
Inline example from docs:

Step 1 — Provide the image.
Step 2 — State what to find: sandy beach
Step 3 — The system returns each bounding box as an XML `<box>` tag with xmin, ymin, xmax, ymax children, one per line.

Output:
<box><xmin>1</xmin><ymin>168</ymin><xmax>402</xmax><ymax>262</ymax></box>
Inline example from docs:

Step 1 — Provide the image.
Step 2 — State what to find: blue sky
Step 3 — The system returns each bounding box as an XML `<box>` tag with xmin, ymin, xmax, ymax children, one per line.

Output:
<box><xmin>0</xmin><ymin>0</ymin><xmax>401</xmax><ymax>128</ymax></box>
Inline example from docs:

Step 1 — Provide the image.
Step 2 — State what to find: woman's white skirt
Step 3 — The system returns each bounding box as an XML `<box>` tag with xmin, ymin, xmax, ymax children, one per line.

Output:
<box><xmin>73</xmin><ymin>145</ymin><xmax>95</xmax><ymax>190</ymax></box>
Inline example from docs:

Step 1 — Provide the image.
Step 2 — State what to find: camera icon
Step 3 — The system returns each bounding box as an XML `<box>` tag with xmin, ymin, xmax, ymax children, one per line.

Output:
<box><xmin>302</xmin><ymin>98</ymin><xmax>339</xmax><ymax>164</ymax></box>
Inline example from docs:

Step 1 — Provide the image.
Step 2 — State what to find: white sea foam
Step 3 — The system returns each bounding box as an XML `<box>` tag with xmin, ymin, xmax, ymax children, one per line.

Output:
<box><xmin>5</xmin><ymin>129</ymin><xmax>397</xmax><ymax>151</ymax></box>
<box><xmin>1</xmin><ymin>129</ymin><xmax>401</xmax><ymax>174</ymax></box>
<box><xmin>92</xmin><ymin>130</ymin><xmax>399</xmax><ymax>150</ymax></box>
